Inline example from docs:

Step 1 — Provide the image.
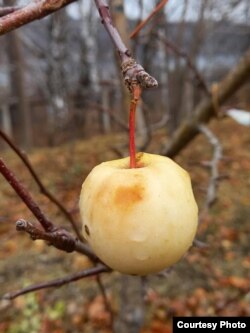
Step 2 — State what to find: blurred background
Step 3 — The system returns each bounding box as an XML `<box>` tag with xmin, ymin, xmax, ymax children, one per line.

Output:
<box><xmin>0</xmin><ymin>1</ymin><xmax>249</xmax><ymax>333</ymax></box>
<box><xmin>0</xmin><ymin>0</ymin><xmax>249</xmax><ymax>149</ymax></box>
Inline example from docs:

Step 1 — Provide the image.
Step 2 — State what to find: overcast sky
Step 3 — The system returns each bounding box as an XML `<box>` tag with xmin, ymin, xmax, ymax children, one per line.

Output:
<box><xmin>14</xmin><ymin>0</ymin><xmax>250</xmax><ymax>24</ymax></box>
<box><xmin>124</xmin><ymin>0</ymin><xmax>249</xmax><ymax>22</ymax></box>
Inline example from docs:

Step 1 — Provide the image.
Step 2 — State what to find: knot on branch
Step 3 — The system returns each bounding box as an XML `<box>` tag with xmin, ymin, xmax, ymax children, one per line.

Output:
<box><xmin>121</xmin><ymin>58</ymin><xmax>158</xmax><ymax>93</ymax></box>
<box><xmin>49</xmin><ymin>228</ymin><xmax>76</xmax><ymax>252</ymax></box>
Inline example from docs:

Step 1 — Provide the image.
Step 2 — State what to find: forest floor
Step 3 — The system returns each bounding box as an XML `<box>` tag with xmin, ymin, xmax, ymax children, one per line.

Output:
<box><xmin>0</xmin><ymin>118</ymin><xmax>249</xmax><ymax>333</ymax></box>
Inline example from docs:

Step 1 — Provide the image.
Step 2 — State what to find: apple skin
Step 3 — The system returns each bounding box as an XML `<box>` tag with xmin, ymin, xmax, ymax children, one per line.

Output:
<box><xmin>79</xmin><ymin>153</ymin><xmax>198</xmax><ymax>275</ymax></box>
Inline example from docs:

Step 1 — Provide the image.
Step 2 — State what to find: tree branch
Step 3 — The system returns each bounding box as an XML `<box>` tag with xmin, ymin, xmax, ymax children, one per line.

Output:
<box><xmin>130</xmin><ymin>0</ymin><xmax>169</xmax><ymax>39</ymax></box>
<box><xmin>0</xmin><ymin>159</ymin><xmax>98</xmax><ymax>261</ymax></box>
<box><xmin>15</xmin><ymin>219</ymin><xmax>98</xmax><ymax>261</ymax></box>
<box><xmin>2</xmin><ymin>265</ymin><xmax>111</xmax><ymax>300</ymax></box>
<box><xmin>0</xmin><ymin>0</ymin><xmax>77</xmax><ymax>36</ymax></box>
<box><xmin>93</xmin><ymin>0</ymin><xmax>158</xmax><ymax>92</ymax></box>
<box><xmin>96</xmin><ymin>275</ymin><xmax>114</xmax><ymax>327</ymax></box>
<box><xmin>198</xmin><ymin>124</ymin><xmax>222</xmax><ymax>213</ymax></box>
<box><xmin>156</xmin><ymin>33</ymin><xmax>210</xmax><ymax>96</ymax></box>
<box><xmin>0</xmin><ymin>129</ymin><xmax>83</xmax><ymax>241</ymax></box>
<box><xmin>86</xmin><ymin>101</ymin><xmax>129</xmax><ymax>131</ymax></box>
<box><xmin>162</xmin><ymin>50</ymin><xmax>250</xmax><ymax>157</ymax></box>
<box><xmin>0</xmin><ymin>6</ymin><xmax>20</xmax><ymax>18</ymax></box>
<box><xmin>0</xmin><ymin>158</ymin><xmax>54</xmax><ymax>232</ymax></box>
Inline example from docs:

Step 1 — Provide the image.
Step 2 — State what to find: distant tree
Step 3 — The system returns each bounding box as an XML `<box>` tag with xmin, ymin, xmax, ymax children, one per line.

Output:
<box><xmin>3</xmin><ymin>0</ymin><xmax>32</xmax><ymax>150</ymax></box>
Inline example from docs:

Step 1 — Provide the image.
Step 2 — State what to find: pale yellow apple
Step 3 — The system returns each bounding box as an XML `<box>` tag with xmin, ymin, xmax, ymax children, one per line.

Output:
<box><xmin>79</xmin><ymin>153</ymin><xmax>198</xmax><ymax>275</ymax></box>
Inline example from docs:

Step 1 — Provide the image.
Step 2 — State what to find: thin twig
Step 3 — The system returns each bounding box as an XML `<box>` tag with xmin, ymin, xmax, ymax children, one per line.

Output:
<box><xmin>130</xmin><ymin>0</ymin><xmax>169</xmax><ymax>39</ymax></box>
<box><xmin>162</xmin><ymin>50</ymin><xmax>250</xmax><ymax>158</ymax></box>
<box><xmin>0</xmin><ymin>6</ymin><xmax>20</xmax><ymax>18</ymax></box>
<box><xmin>2</xmin><ymin>265</ymin><xmax>111</xmax><ymax>300</ymax></box>
<box><xmin>0</xmin><ymin>159</ymin><xmax>98</xmax><ymax>260</ymax></box>
<box><xmin>15</xmin><ymin>219</ymin><xmax>98</xmax><ymax>261</ymax></box>
<box><xmin>156</xmin><ymin>33</ymin><xmax>210</xmax><ymax>96</ymax></box>
<box><xmin>136</xmin><ymin>102</ymin><xmax>152</xmax><ymax>152</ymax></box>
<box><xmin>0</xmin><ymin>129</ymin><xmax>83</xmax><ymax>241</ymax></box>
<box><xmin>96</xmin><ymin>275</ymin><xmax>114</xmax><ymax>327</ymax></box>
<box><xmin>198</xmin><ymin>124</ymin><xmax>222</xmax><ymax>213</ymax></box>
<box><xmin>156</xmin><ymin>267</ymin><xmax>174</xmax><ymax>278</ymax></box>
<box><xmin>86</xmin><ymin>101</ymin><xmax>129</xmax><ymax>131</ymax></box>
<box><xmin>192</xmin><ymin>238</ymin><xmax>208</xmax><ymax>248</ymax></box>
<box><xmin>150</xmin><ymin>114</ymin><xmax>169</xmax><ymax>131</ymax></box>
<box><xmin>0</xmin><ymin>0</ymin><xmax>78</xmax><ymax>36</ymax></box>
<box><xmin>0</xmin><ymin>158</ymin><xmax>54</xmax><ymax>232</ymax></box>
<box><xmin>93</xmin><ymin>0</ymin><xmax>158</xmax><ymax>92</ymax></box>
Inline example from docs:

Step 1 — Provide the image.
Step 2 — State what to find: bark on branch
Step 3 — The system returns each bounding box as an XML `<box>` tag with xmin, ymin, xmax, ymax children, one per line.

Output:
<box><xmin>198</xmin><ymin>124</ymin><xmax>222</xmax><ymax>213</ymax></box>
<box><xmin>93</xmin><ymin>0</ymin><xmax>158</xmax><ymax>92</ymax></box>
<box><xmin>0</xmin><ymin>158</ymin><xmax>98</xmax><ymax>261</ymax></box>
<box><xmin>0</xmin><ymin>6</ymin><xmax>20</xmax><ymax>18</ymax></box>
<box><xmin>0</xmin><ymin>129</ymin><xmax>83</xmax><ymax>241</ymax></box>
<box><xmin>0</xmin><ymin>0</ymin><xmax>77</xmax><ymax>36</ymax></box>
<box><xmin>162</xmin><ymin>50</ymin><xmax>250</xmax><ymax>157</ymax></box>
<box><xmin>0</xmin><ymin>158</ymin><xmax>54</xmax><ymax>232</ymax></box>
<box><xmin>2</xmin><ymin>265</ymin><xmax>110</xmax><ymax>300</ymax></box>
<box><xmin>15</xmin><ymin>219</ymin><xmax>98</xmax><ymax>261</ymax></box>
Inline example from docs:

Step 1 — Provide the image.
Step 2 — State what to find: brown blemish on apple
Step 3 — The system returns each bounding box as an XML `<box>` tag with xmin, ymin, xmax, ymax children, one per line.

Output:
<box><xmin>85</xmin><ymin>225</ymin><xmax>90</xmax><ymax>236</ymax></box>
<box><xmin>136</xmin><ymin>152</ymin><xmax>145</xmax><ymax>168</ymax></box>
<box><xmin>114</xmin><ymin>183</ymin><xmax>145</xmax><ymax>209</ymax></box>
<box><xmin>136</xmin><ymin>161</ymin><xmax>145</xmax><ymax>168</ymax></box>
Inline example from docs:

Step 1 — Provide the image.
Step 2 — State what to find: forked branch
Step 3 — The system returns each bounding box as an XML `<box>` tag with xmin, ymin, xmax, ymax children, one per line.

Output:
<box><xmin>0</xmin><ymin>129</ymin><xmax>82</xmax><ymax>241</ymax></box>
<box><xmin>0</xmin><ymin>159</ymin><xmax>98</xmax><ymax>261</ymax></box>
<box><xmin>0</xmin><ymin>158</ymin><xmax>54</xmax><ymax>232</ymax></box>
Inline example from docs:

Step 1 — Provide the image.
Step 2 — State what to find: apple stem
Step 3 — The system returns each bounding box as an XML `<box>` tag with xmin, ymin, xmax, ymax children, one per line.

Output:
<box><xmin>129</xmin><ymin>85</ymin><xmax>142</xmax><ymax>168</ymax></box>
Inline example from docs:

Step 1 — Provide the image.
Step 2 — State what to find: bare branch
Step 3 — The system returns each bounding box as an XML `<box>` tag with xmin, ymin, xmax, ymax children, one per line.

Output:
<box><xmin>0</xmin><ymin>0</ymin><xmax>77</xmax><ymax>36</ymax></box>
<box><xmin>150</xmin><ymin>114</ymin><xmax>169</xmax><ymax>131</ymax></box>
<box><xmin>93</xmin><ymin>0</ymin><xmax>158</xmax><ymax>92</ymax></box>
<box><xmin>130</xmin><ymin>0</ymin><xmax>169</xmax><ymax>39</ymax></box>
<box><xmin>193</xmin><ymin>238</ymin><xmax>208</xmax><ymax>248</ymax></box>
<box><xmin>96</xmin><ymin>275</ymin><xmax>114</xmax><ymax>327</ymax></box>
<box><xmin>0</xmin><ymin>159</ymin><xmax>98</xmax><ymax>260</ymax></box>
<box><xmin>0</xmin><ymin>158</ymin><xmax>54</xmax><ymax>232</ymax></box>
<box><xmin>198</xmin><ymin>124</ymin><xmax>222</xmax><ymax>212</ymax></box>
<box><xmin>15</xmin><ymin>219</ymin><xmax>99</xmax><ymax>261</ymax></box>
<box><xmin>156</xmin><ymin>33</ymin><xmax>210</xmax><ymax>96</ymax></box>
<box><xmin>0</xmin><ymin>6</ymin><xmax>20</xmax><ymax>18</ymax></box>
<box><xmin>86</xmin><ymin>101</ymin><xmax>129</xmax><ymax>131</ymax></box>
<box><xmin>2</xmin><ymin>265</ymin><xmax>111</xmax><ymax>300</ymax></box>
<box><xmin>0</xmin><ymin>129</ymin><xmax>83</xmax><ymax>241</ymax></box>
<box><xmin>162</xmin><ymin>50</ymin><xmax>250</xmax><ymax>157</ymax></box>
